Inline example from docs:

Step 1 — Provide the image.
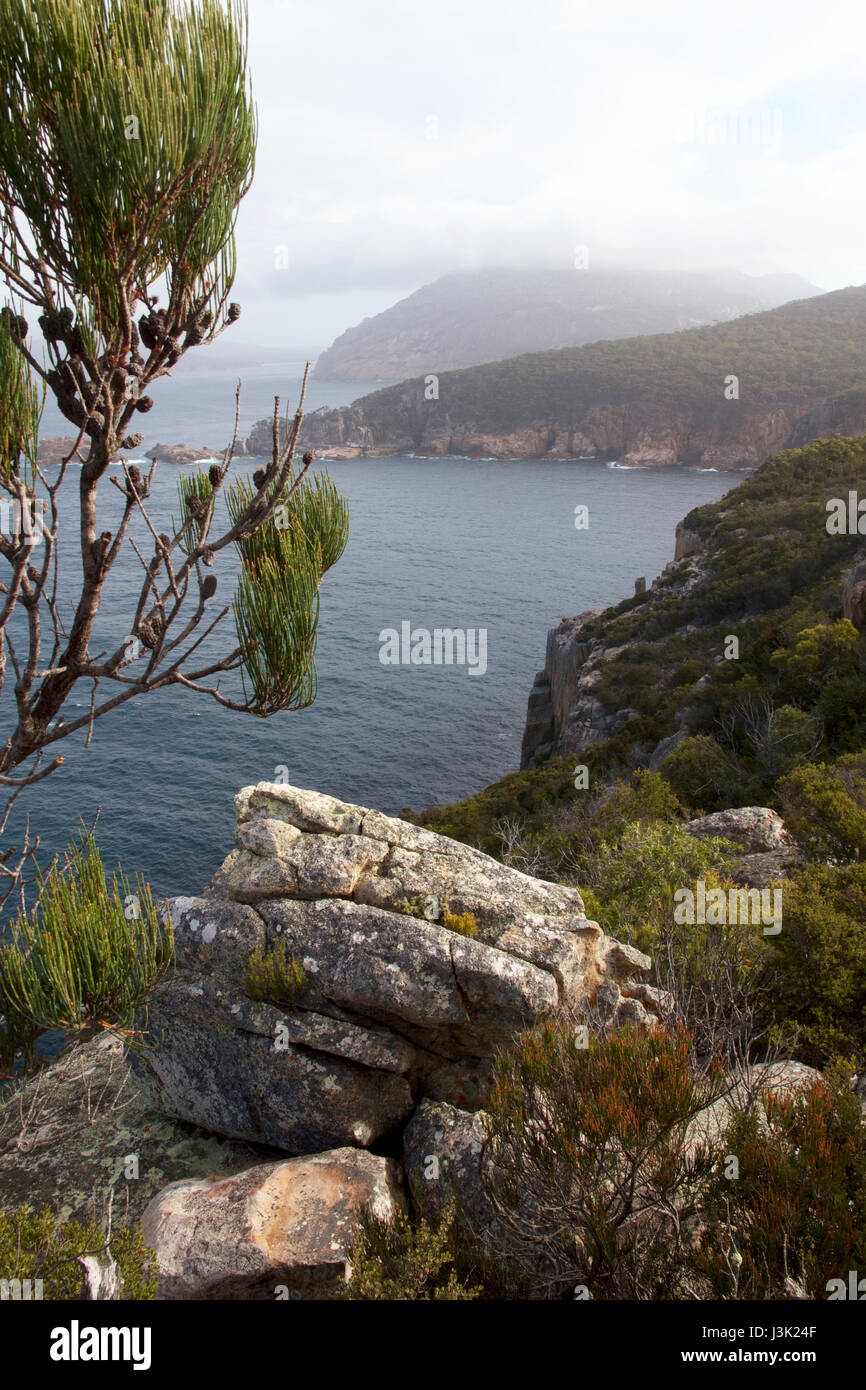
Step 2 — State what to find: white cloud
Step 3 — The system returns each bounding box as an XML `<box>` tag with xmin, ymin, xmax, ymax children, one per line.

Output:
<box><xmin>229</xmin><ymin>0</ymin><xmax>866</xmax><ymax>342</ymax></box>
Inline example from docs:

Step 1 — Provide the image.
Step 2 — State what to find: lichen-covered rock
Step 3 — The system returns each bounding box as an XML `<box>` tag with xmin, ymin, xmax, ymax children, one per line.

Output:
<box><xmin>142</xmin><ymin>1149</ymin><xmax>403</xmax><ymax>1299</ymax></box>
<box><xmin>490</xmin><ymin>916</ymin><xmax>601</xmax><ymax>998</ymax></box>
<box><xmin>130</xmin><ymin>972</ymin><xmax>414</xmax><ymax>1153</ymax></box>
<box><xmin>235</xmin><ymin>817</ymin><xmax>302</xmax><ymax>859</ymax></box>
<box><xmin>403</xmin><ymin>1099</ymin><xmax>495</xmax><ymax>1234</ymax></box>
<box><xmin>684</xmin><ymin>807</ymin><xmax>790</xmax><ymax>854</ymax></box>
<box><xmin>131</xmin><ymin>783</ymin><xmax>663</xmax><ymax>1155</ymax></box>
<box><xmin>0</xmin><ymin>1033</ymin><xmax>282</xmax><ymax>1228</ymax></box>
<box><xmin>729</xmin><ymin>847</ymin><xmax>804</xmax><ymax>888</ymax></box>
<box><xmin>164</xmin><ymin>896</ymin><xmax>266</xmax><ymax>980</ymax></box>
<box><xmin>685</xmin><ymin>1060</ymin><xmax>823</xmax><ymax>1154</ymax></box>
<box><xmin>227</xmin><ymin>781</ymin><xmax>588</xmax><ymax>938</ymax></box>
<box><xmin>245</xmin><ymin>895</ymin><xmax>556</xmax><ymax>1056</ymax></box>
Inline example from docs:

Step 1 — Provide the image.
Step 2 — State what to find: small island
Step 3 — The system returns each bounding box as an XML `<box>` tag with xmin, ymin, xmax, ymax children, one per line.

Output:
<box><xmin>35</xmin><ymin>437</ymin><xmax>224</xmax><ymax>467</ymax></box>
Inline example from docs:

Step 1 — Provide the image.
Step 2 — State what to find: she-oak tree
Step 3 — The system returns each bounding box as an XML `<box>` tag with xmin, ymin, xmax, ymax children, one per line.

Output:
<box><xmin>0</xmin><ymin>0</ymin><xmax>348</xmax><ymax>907</ymax></box>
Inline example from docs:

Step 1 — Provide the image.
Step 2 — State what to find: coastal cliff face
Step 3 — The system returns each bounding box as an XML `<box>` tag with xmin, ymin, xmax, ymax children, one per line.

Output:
<box><xmin>521</xmin><ymin>613</ymin><xmax>607</xmax><ymax>767</ymax></box>
<box><xmin>246</xmin><ymin>395</ymin><xmax>822</xmax><ymax>467</ymax></box>
<box><xmin>519</xmin><ymin>438</ymin><xmax>866</xmax><ymax>776</ymax></box>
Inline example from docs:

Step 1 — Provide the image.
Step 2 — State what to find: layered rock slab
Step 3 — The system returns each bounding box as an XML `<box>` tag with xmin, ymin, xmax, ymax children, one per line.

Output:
<box><xmin>131</xmin><ymin>783</ymin><xmax>662</xmax><ymax>1155</ymax></box>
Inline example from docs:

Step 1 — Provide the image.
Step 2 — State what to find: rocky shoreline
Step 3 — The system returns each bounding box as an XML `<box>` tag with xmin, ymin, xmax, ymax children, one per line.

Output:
<box><xmin>36</xmin><ymin>437</ymin><xmax>223</xmax><ymax>467</ymax></box>
<box><xmin>229</xmin><ymin>385</ymin><xmax>866</xmax><ymax>467</ymax></box>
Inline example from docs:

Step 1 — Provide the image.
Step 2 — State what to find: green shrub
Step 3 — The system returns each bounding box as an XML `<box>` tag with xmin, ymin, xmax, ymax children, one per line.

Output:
<box><xmin>671</xmin><ymin>659</ymin><xmax>705</xmax><ymax>687</ymax></box>
<box><xmin>342</xmin><ymin>1199</ymin><xmax>481</xmax><ymax>1301</ymax></box>
<box><xmin>698</xmin><ymin>1065</ymin><xmax>866</xmax><ymax>1298</ymax></box>
<box><xmin>591</xmin><ymin>768</ymin><xmax>684</xmax><ymax>837</ymax></box>
<box><xmin>406</xmin><ymin>758</ymin><xmax>578</xmax><ymax>856</ymax></box>
<box><xmin>242</xmin><ymin>938</ymin><xmax>307</xmax><ymax>1005</ymax></box>
<box><xmin>0</xmin><ymin>1205</ymin><xmax>157</xmax><ymax>1299</ymax></box>
<box><xmin>770</xmin><ymin>618</ymin><xmax>860</xmax><ymax>696</ymax></box>
<box><xmin>778</xmin><ymin>755</ymin><xmax>866</xmax><ymax>861</ymax></box>
<box><xmin>586</xmin><ymin>820</ymin><xmax>737</xmax><ymax>945</ymax></box>
<box><xmin>395</xmin><ymin>895</ymin><xmax>477</xmax><ymax>936</ymax></box>
<box><xmin>0</xmin><ymin>830</ymin><xmax>174</xmax><ymax>1074</ymax></box>
<box><xmin>815</xmin><ymin>674</ymin><xmax>866</xmax><ymax>751</ymax></box>
<box><xmin>767</xmin><ymin>862</ymin><xmax>866</xmax><ymax>1064</ymax></box>
<box><xmin>657</xmin><ymin>735</ymin><xmax>745</xmax><ymax>813</ymax></box>
<box><xmin>483</xmin><ymin>1022</ymin><xmax>726</xmax><ymax>1299</ymax></box>
<box><xmin>440</xmin><ymin>907</ymin><xmax>477</xmax><ymax>937</ymax></box>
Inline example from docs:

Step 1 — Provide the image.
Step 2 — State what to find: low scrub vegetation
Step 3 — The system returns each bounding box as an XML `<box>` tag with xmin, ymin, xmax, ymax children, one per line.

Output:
<box><xmin>242</xmin><ymin>939</ymin><xmax>307</xmax><ymax>1006</ymax></box>
<box><xmin>347</xmin><ymin>1026</ymin><xmax>866</xmax><ymax>1300</ymax></box>
<box><xmin>0</xmin><ymin>1204</ymin><xmax>157</xmax><ymax>1300</ymax></box>
<box><xmin>0</xmin><ymin>832</ymin><xmax>174</xmax><ymax>1077</ymax></box>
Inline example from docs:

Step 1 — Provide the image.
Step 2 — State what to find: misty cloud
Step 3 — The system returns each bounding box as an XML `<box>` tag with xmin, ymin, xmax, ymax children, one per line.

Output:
<box><xmin>230</xmin><ymin>0</ymin><xmax>866</xmax><ymax>343</ymax></box>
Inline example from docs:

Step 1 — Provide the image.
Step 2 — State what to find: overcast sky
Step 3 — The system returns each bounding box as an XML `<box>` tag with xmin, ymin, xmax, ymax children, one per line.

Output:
<box><xmin>230</xmin><ymin>0</ymin><xmax>866</xmax><ymax>347</ymax></box>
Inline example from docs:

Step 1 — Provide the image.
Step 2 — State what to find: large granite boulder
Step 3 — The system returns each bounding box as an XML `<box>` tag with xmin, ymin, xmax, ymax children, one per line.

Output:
<box><xmin>141</xmin><ymin>1148</ymin><xmax>402</xmax><ymax>1299</ymax></box>
<box><xmin>403</xmin><ymin>1099</ymin><xmax>496</xmax><ymax>1236</ymax></box>
<box><xmin>130</xmin><ymin>783</ymin><xmax>663</xmax><ymax>1154</ymax></box>
<box><xmin>683</xmin><ymin>806</ymin><xmax>791</xmax><ymax>854</ymax></box>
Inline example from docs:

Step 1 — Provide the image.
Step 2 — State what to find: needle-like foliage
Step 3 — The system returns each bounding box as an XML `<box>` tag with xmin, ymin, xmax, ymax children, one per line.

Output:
<box><xmin>0</xmin><ymin>0</ymin><xmax>256</xmax><ymax>339</ymax></box>
<box><xmin>0</xmin><ymin>314</ymin><xmax>42</xmax><ymax>480</ymax></box>
<box><xmin>0</xmin><ymin>830</ymin><xmax>174</xmax><ymax>1073</ymax></box>
<box><xmin>0</xmin><ymin>0</ymin><xmax>348</xmax><ymax>913</ymax></box>
<box><xmin>227</xmin><ymin>470</ymin><xmax>349</xmax><ymax>714</ymax></box>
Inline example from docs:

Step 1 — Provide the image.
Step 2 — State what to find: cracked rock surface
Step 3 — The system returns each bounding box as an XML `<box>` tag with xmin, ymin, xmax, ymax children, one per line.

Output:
<box><xmin>130</xmin><ymin>782</ymin><xmax>663</xmax><ymax>1154</ymax></box>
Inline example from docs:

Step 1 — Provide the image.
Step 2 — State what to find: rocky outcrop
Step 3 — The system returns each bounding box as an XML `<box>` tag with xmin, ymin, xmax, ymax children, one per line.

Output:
<box><xmin>683</xmin><ymin>807</ymin><xmax>790</xmax><ymax>854</ymax></box>
<box><xmin>141</xmin><ymin>1149</ymin><xmax>402</xmax><ymax>1299</ymax></box>
<box><xmin>130</xmin><ymin>782</ymin><xmax>663</xmax><ymax>1155</ymax></box>
<box><xmin>674</xmin><ymin>521</ymin><xmax>706</xmax><ymax>561</ymax></box>
<box><xmin>36</xmin><ymin>436</ymin><xmax>91</xmax><ymax>466</ymax></box>
<box><xmin>145</xmin><ymin>443</ymin><xmax>222</xmax><ymax>466</ymax></box>
<box><xmin>36</xmin><ymin>438</ymin><xmax>223</xmax><ymax>468</ymax></box>
<box><xmin>403</xmin><ymin>1099</ymin><xmax>496</xmax><ymax>1236</ymax></box>
<box><xmin>2</xmin><ymin>775</ymin><xmax>854</xmax><ymax>1301</ymax></box>
<box><xmin>518</xmin><ymin>524</ymin><xmax>723</xmax><ymax>768</ymax></box>
<box><xmin>520</xmin><ymin>612</ymin><xmax>605</xmax><ymax>766</ymax></box>
<box><xmin>684</xmin><ymin>807</ymin><xmax>804</xmax><ymax>885</ymax></box>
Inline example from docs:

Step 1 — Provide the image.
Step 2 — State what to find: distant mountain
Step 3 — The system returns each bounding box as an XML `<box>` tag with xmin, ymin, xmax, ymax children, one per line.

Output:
<box><xmin>237</xmin><ymin>285</ymin><xmax>866</xmax><ymax>470</ymax></box>
<box><xmin>312</xmin><ymin>268</ymin><xmax>822</xmax><ymax>382</ymax></box>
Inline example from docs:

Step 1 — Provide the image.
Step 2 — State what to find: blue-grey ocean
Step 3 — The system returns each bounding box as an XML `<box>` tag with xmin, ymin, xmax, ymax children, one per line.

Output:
<box><xmin>5</xmin><ymin>359</ymin><xmax>736</xmax><ymax>903</ymax></box>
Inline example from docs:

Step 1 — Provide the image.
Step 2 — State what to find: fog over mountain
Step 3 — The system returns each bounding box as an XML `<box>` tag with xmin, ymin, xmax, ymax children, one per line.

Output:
<box><xmin>313</xmin><ymin>267</ymin><xmax>822</xmax><ymax>381</ymax></box>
